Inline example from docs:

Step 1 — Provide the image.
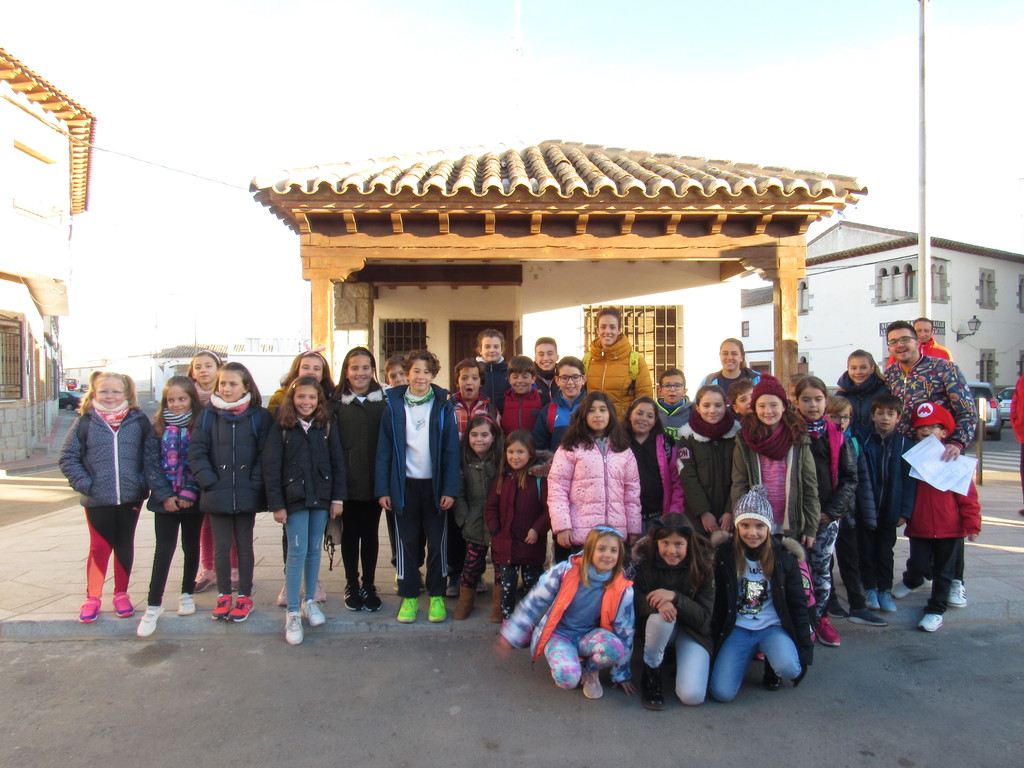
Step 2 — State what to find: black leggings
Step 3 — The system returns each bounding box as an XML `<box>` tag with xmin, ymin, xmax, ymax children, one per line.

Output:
<box><xmin>147</xmin><ymin>513</ymin><xmax>202</xmax><ymax>606</ymax></box>
<box><xmin>341</xmin><ymin>498</ymin><xmax>382</xmax><ymax>588</ymax></box>
<box><xmin>209</xmin><ymin>513</ymin><xmax>256</xmax><ymax>595</ymax></box>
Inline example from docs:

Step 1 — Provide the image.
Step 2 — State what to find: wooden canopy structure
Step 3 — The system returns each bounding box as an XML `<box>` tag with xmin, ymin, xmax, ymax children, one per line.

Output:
<box><xmin>251</xmin><ymin>140</ymin><xmax>865</xmax><ymax>381</ymax></box>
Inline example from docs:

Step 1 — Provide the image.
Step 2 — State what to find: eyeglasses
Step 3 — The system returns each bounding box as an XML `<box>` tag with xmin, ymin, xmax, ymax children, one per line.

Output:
<box><xmin>886</xmin><ymin>336</ymin><xmax>915</xmax><ymax>347</ymax></box>
<box><xmin>660</xmin><ymin>383</ymin><xmax>684</xmax><ymax>390</ymax></box>
<box><xmin>557</xmin><ymin>374</ymin><xmax>583</xmax><ymax>383</ymax></box>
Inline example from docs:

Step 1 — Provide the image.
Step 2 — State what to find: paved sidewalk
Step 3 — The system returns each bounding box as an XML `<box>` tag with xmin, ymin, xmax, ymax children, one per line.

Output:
<box><xmin>1</xmin><ymin>465</ymin><xmax>1021</xmax><ymax>640</ymax></box>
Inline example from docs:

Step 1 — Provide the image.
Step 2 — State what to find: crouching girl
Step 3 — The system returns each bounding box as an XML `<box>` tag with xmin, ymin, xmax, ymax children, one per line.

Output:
<box><xmin>498</xmin><ymin>526</ymin><xmax>634</xmax><ymax>699</ymax></box>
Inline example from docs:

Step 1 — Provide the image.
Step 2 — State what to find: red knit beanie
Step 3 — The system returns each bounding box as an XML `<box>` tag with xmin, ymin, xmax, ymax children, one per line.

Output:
<box><xmin>750</xmin><ymin>375</ymin><xmax>788</xmax><ymax>408</ymax></box>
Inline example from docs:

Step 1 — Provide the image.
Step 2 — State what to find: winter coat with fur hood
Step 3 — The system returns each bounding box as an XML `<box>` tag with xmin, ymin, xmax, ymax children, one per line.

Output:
<box><xmin>188</xmin><ymin>404</ymin><xmax>271</xmax><ymax>515</ymax></box>
<box><xmin>677</xmin><ymin>420</ymin><xmax>739</xmax><ymax>528</ymax></box>
<box><xmin>335</xmin><ymin>387</ymin><xmax>385</xmax><ymax>501</ymax></box>
<box><xmin>711</xmin><ymin>536</ymin><xmax>813</xmax><ymax>671</ymax></box>
<box><xmin>547</xmin><ymin>441</ymin><xmax>642</xmax><ymax>545</ymax></box>
<box><xmin>630</xmin><ymin>541</ymin><xmax>715</xmax><ymax>654</ymax></box>
<box><xmin>453</xmin><ymin>454</ymin><xmax>499</xmax><ymax>546</ymax></box>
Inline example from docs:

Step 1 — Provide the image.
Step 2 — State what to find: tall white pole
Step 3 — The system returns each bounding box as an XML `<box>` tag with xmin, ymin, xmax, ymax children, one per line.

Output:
<box><xmin>918</xmin><ymin>0</ymin><xmax>932</xmax><ymax>320</ymax></box>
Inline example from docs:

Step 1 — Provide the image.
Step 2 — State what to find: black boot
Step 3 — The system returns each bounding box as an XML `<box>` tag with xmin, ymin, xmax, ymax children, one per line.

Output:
<box><xmin>762</xmin><ymin>659</ymin><xmax>782</xmax><ymax>691</ymax></box>
<box><xmin>641</xmin><ymin>664</ymin><xmax>665</xmax><ymax>710</ymax></box>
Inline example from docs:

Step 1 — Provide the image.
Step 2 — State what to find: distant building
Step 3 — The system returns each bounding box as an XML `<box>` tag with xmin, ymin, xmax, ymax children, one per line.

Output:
<box><xmin>0</xmin><ymin>48</ymin><xmax>94</xmax><ymax>462</ymax></box>
<box><xmin>740</xmin><ymin>221</ymin><xmax>1024</xmax><ymax>388</ymax></box>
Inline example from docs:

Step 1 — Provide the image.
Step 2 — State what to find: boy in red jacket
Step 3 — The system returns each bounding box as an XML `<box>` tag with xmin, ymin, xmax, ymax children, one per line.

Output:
<box><xmin>892</xmin><ymin>402</ymin><xmax>981</xmax><ymax>632</ymax></box>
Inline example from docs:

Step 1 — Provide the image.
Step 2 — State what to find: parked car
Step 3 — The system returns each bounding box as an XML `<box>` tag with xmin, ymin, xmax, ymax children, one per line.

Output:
<box><xmin>997</xmin><ymin>386</ymin><xmax>1013</xmax><ymax>422</ymax></box>
<box><xmin>966</xmin><ymin>381</ymin><xmax>1001</xmax><ymax>440</ymax></box>
<box><xmin>58</xmin><ymin>390</ymin><xmax>82</xmax><ymax>411</ymax></box>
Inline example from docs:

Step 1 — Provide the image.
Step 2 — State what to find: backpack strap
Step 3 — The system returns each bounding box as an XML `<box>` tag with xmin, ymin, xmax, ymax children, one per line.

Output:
<box><xmin>582</xmin><ymin>352</ymin><xmax>591</xmax><ymax>372</ymax></box>
<box><xmin>77</xmin><ymin>415</ymin><xmax>90</xmax><ymax>457</ymax></box>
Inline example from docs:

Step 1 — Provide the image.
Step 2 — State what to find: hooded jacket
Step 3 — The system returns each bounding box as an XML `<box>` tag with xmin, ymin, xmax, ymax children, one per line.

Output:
<box><xmin>861</xmin><ymin>430</ymin><xmax>917</xmax><ymax>528</ymax></box>
<box><xmin>807</xmin><ymin>420</ymin><xmax>859</xmax><ymax>523</ymax></box>
<box><xmin>60</xmin><ymin>409</ymin><xmax>151</xmax><ymax>508</ymax></box>
<box><xmin>479</xmin><ymin>357</ymin><xmax>510</xmax><ymax>412</ymax></box>
<box><xmin>373</xmin><ymin>384</ymin><xmax>460</xmax><ymax>513</ymax></box>
<box><xmin>335</xmin><ymin>388</ymin><xmax>386</xmax><ymax>501</ymax></box>
<box><xmin>906</xmin><ymin>480</ymin><xmax>981</xmax><ymax>539</ymax></box>
<box><xmin>656</xmin><ymin>397</ymin><xmax>692</xmax><ymax>440</ymax></box>
<box><xmin>453</xmin><ymin>454</ymin><xmax>499</xmax><ymax>546</ymax></box>
<box><xmin>731</xmin><ymin>433</ymin><xmax>820</xmax><ymax>541</ymax></box>
<box><xmin>501</xmin><ymin>555</ymin><xmax>635</xmax><ymax>683</ymax></box>
<box><xmin>585</xmin><ymin>335</ymin><xmax>653</xmax><ymax>418</ymax></box>
<box><xmin>629</xmin><ymin>432</ymin><xmax>684</xmax><ymax>517</ymax></box>
<box><xmin>835</xmin><ymin>371</ymin><xmax>890</xmax><ymax>442</ymax></box>
<box><xmin>547</xmin><ymin>441</ymin><xmax>643</xmax><ymax>545</ymax></box>
<box><xmin>262</xmin><ymin>419</ymin><xmax>347</xmax><ymax>514</ymax></box>
<box><xmin>711</xmin><ymin>536</ymin><xmax>813</xmax><ymax>671</ymax></box>
<box><xmin>630</xmin><ymin>543</ymin><xmax>714</xmax><ymax>654</ymax></box>
<box><xmin>678</xmin><ymin>420</ymin><xmax>740</xmax><ymax>527</ymax></box>
<box><xmin>486</xmin><ymin>469</ymin><xmax>550</xmax><ymax>566</ymax></box>
<box><xmin>533</xmin><ymin>387</ymin><xmax>587</xmax><ymax>451</ymax></box>
<box><xmin>188</xmin><ymin>404</ymin><xmax>271</xmax><ymax>515</ymax></box>
<box><xmin>500</xmin><ymin>386</ymin><xmax>543</xmax><ymax>437</ymax></box>
<box><xmin>1011</xmin><ymin>373</ymin><xmax>1024</xmax><ymax>443</ymax></box>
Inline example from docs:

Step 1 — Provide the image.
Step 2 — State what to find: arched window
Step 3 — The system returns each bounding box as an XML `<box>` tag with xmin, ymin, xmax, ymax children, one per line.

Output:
<box><xmin>798</xmin><ymin>280</ymin><xmax>810</xmax><ymax>315</ymax></box>
<box><xmin>905</xmin><ymin>264</ymin><xmax>916</xmax><ymax>300</ymax></box>
<box><xmin>892</xmin><ymin>266</ymin><xmax>903</xmax><ymax>300</ymax></box>
<box><xmin>878</xmin><ymin>268</ymin><xmax>890</xmax><ymax>303</ymax></box>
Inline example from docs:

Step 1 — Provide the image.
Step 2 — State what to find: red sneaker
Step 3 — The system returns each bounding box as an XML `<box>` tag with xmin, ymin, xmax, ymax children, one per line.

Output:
<box><xmin>228</xmin><ymin>595</ymin><xmax>254</xmax><ymax>622</ymax></box>
<box><xmin>816</xmin><ymin>616</ymin><xmax>841</xmax><ymax>647</ymax></box>
<box><xmin>212</xmin><ymin>594</ymin><xmax>233</xmax><ymax>620</ymax></box>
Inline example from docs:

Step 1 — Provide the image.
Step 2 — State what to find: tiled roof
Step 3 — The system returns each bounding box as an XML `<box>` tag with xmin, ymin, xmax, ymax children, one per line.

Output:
<box><xmin>155</xmin><ymin>344</ymin><xmax>228</xmax><ymax>360</ymax></box>
<box><xmin>741</xmin><ymin>287</ymin><xmax>774</xmax><ymax>307</ymax></box>
<box><xmin>807</xmin><ymin>235</ymin><xmax>1024</xmax><ymax>267</ymax></box>
<box><xmin>0</xmin><ymin>48</ymin><xmax>96</xmax><ymax>215</ymax></box>
<box><xmin>252</xmin><ymin>140</ymin><xmax>864</xmax><ymax>202</ymax></box>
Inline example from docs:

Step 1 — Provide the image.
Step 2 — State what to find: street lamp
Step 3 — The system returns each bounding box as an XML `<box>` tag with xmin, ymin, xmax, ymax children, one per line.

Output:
<box><xmin>955</xmin><ymin>315</ymin><xmax>981</xmax><ymax>341</ymax></box>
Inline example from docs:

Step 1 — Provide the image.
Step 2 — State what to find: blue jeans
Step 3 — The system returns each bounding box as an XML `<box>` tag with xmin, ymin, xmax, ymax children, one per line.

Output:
<box><xmin>643</xmin><ymin>613</ymin><xmax>711</xmax><ymax>706</ymax></box>
<box><xmin>284</xmin><ymin>508</ymin><xmax>328</xmax><ymax>612</ymax></box>
<box><xmin>709</xmin><ymin>625</ymin><xmax>801</xmax><ymax>703</ymax></box>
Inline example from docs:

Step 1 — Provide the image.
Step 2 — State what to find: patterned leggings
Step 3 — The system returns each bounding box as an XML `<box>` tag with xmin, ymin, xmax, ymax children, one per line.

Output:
<box><xmin>460</xmin><ymin>542</ymin><xmax>489</xmax><ymax>589</ymax></box>
<box><xmin>808</xmin><ymin>519</ymin><xmax>840</xmax><ymax>620</ymax></box>
<box><xmin>85</xmin><ymin>504</ymin><xmax>141</xmax><ymax>599</ymax></box>
<box><xmin>544</xmin><ymin>629</ymin><xmax>625</xmax><ymax>690</ymax></box>
<box><xmin>495</xmin><ymin>563</ymin><xmax>544</xmax><ymax>620</ymax></box>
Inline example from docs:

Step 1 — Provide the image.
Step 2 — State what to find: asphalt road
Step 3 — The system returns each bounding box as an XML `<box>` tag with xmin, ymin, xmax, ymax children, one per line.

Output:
<box><xmin>1</xmin><ymin>621</ymin><xmax>1019</xmax><ymax>768</ymax></box>
<box><xmin>0</xmin><ymin>468</ymin><xmax>80</xmax><ymax>528</ymax></box>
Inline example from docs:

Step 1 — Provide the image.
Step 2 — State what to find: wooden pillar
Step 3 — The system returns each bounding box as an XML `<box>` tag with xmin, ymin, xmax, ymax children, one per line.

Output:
<box><xmin>303</xmin><ymin>251</ymin><xmax>366</xmax><ymax>372</ymax></box>
<box><xmin>764</xmin><ymin>243</ymin><xmax>806</xmax><ymax>386</ymax></box>
<box><xmin>310</xmin><ymin>277</ymin><xmax>335</xmax><ymax>366</ymax></box>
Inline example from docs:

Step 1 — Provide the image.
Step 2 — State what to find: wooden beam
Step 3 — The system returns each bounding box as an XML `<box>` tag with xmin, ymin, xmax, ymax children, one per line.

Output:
<box><xmin>665</xmin><ymin>214</ymin><xmax>681</xmax><ymax>235</ymax></box>
<box><xmin>349</xmin><ymin>263</ymin><xmax>522</xmax><ymax>286</ymax></box>
<box><xmin>576</xmin><ymin>214</ymin><xmax>589</xmax><ymax>235</ymax></box>
<box><xmin>753</xmin><ymin>214</ymin><xmax>773</xmax><ymax>235</ymax></box>
<box><xmin>390</xmin><ymin>213</ymin><xmax>404</xmax><ymax>234</ymax></box>
<box><xmin>620</xmin><ymin>213</ymin><xmax>635</xmax><ymax>236</ymax></box>
<box><xmin>310</xmin><ymin>277</ymin><xmax>336</xmax><ymax>369</ymax></box>
<box><xmin>484</xmin><ymin>213</ymin><xmax>495</xmax><ymax>235</ymax></box>
<box><xmin>530</xmin><ymin>212</ymin><xmax>542</xmax><ymax>235</ymax></box>
<box><xmin>709</xmin><ymin>214</ymin><xmax>727</xmax><ymax>235</ymax></box>
<box><xmin>438</xmin><ymin>213</ymin><xmax>449</xmax><ymax>234</ymax></box>
<box><xmin>343</xmin><ymin>212</ymin><xmax>357</xmax><ymax>234</ymax></box>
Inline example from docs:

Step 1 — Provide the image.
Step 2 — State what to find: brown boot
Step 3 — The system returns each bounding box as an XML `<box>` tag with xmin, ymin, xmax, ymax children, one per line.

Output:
<box><xmin>491</xmin><ymin>584</ymin><xmax>503</xmax><ymax>623</ymax></box>
<box><xmin>453</xmin><ymin>586</ymin><xmax>476</xmax><ymax>620</ymax></box>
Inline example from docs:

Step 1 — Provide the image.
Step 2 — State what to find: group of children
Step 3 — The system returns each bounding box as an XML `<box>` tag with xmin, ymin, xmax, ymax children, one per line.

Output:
<box><xmin>59</xmin><ymin>325</ymin><xmax>981</xmax><ymax>702</ymax></box>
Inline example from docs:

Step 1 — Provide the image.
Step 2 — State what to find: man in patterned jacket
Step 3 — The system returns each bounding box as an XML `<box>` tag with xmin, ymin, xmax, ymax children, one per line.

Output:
<box><xmin>883</xmin><ymin>320</ymin><xmax>977</xmax><ymax>462</ymax></box>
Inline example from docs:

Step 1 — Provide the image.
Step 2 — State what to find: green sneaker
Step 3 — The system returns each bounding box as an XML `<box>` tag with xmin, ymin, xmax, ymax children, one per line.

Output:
<box><xmin>428</xmin><ymin>595</ymin><xmax>446</xmax><ymax>623</ymax></box>
<box><xmin>397</xmin><ymin>597</ymin><xmax>418</xmax><ymax>623</ymax></box>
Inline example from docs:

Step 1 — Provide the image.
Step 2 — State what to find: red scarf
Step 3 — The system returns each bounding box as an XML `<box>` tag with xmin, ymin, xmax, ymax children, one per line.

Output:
<box><xmin>688</xmin><ymin>407</ymin><xmax>735</xmax><ymax>440</ymax></box>
<box><xmin>741</xmin><ymin>420</ymin><xmax>792</xmax><ymax>460</ymax></box>
<box><xmin>94</xmin><ymin>403</ymin><xmax>129</xmax><ymax>431</ymax></box>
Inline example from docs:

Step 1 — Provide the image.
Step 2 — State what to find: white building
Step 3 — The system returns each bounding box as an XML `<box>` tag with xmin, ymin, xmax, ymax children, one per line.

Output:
<box><xmin>0</xmin><ymin>48</ymin><xmax>94</xmax><ymax>462</ymax></box>
<box><xmin>744</xmin><ymin>221</ymin><xmax>1024</xmax><ymax>389</ymax></box>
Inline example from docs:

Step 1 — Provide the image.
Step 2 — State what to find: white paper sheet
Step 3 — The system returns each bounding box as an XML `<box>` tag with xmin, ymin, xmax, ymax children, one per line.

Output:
<box><xmin>902</xmin><ymin>434</ymin><xmax>977</xmax><ymax>495</ymax></box>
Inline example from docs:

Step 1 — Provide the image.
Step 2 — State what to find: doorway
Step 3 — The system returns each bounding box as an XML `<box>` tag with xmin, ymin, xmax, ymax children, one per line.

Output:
<box><xmin>449</xmin><ymin>320</ymin><xmax>515</xmax><ymax>382</ymax></box>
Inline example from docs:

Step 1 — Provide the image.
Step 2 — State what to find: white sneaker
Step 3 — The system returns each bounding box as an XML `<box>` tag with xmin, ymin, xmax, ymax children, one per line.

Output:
<box><xmin>136</xmin><ymin>606</ymin><xmax>164</xmax><ymax>638</ymax></box>
<box><xmin>277</xmin><ymin>584</ymin><xmax>288</xmax><ymax>607</ymax></box>
<box><xmin>303</xmin><ymin>599</ymin><xmax>326</xmax><ymax>627</ymax></box>
<box><xmin>918</xmin><ymin>613</ymin><xmax>944</xmax><ymax>632</ymax></box>
<box><xmin>948</xmin><ymin>579</ymin><xmax>967</xmax><ymax>607</ymax></box>
<box><xmin>581</xmin><ymin>670</ymin><xmax>603</xmax><ymax>700</ymax></box>
<box><xmin>285</xmin><ymin>611</ymin><xmax>303</xmax><ymax>645</ymax></box>
<box><xmin>891</xmin><ymin>579</ymin><xmax>930</xmax><ymax>599</ymax></box>
<box><xmin>178</xmin><ymin>593</ymin><xmax>196</xmax><ymax>616</ymax></box>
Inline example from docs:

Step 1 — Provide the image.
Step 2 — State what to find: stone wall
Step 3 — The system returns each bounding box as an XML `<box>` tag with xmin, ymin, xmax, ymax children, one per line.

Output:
<box><xmin>0</xmin><ymin>399</ymin><xmax>51</xmax><ymax>463</ymax></box>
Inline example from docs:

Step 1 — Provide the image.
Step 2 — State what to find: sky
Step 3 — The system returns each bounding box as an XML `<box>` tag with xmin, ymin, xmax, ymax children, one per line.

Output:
<box><xmin>5</xmin><ymin>0</ymin><xmax>1024</xmax><ymax>362</ymax></box>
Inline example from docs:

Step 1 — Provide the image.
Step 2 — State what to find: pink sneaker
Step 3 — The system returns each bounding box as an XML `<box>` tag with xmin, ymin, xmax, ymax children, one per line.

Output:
<box><xmin>79</xmin><ymin>597</ymin><xmax>101</xmax><ymax>623</ymax></box>
<box><xmin>112</xmin><ymin>592</ymin><xmax>135</xmax><ymax>618</ymax></box>
<box><xmin>816</xmin><ymin>616</ymin><xmax>841</xmax><ymax>647</ymax></box>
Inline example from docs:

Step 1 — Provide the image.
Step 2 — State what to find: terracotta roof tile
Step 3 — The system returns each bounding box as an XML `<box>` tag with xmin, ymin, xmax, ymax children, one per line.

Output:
<box><xmin>0</xmin><ymin>47</ymin><xmax>95</xmax><ymax>215</ymax></box>
<box><xmin>251</xmin><ymin>140</ymin><xmax>865</xmax><ymax>204</ymax></box>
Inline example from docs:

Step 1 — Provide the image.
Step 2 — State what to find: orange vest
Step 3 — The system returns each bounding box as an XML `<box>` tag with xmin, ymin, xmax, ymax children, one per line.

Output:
<box><xmin>533</xmin><ymin>555</ymin><xmax>632</xmax><ymax>661</ymax></box>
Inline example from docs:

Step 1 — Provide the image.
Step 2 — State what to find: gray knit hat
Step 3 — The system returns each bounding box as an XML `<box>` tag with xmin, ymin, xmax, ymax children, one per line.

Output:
<box><xmin>733</xmin><ymin>485</ymin><xmax>774</xmax><ymax>528</ymax></box>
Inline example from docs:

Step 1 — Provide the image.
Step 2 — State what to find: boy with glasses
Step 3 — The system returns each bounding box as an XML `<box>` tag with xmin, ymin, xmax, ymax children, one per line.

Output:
<box><xmin>655</xmin><ymin>368</ymin><xmax>691</xmax><ymax>440</ymax></box>
<box><xmin>533</xmin><ymin>357</ymin><xmax>588</xmax><ymax>451</ymax></box>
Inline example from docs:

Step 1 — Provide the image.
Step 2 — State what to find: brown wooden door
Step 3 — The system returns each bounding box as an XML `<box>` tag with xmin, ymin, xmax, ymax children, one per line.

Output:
<box><xmin>448</xmin><ymin>320</ymin><xmax>516</xmax><ymax>382</ymax></box>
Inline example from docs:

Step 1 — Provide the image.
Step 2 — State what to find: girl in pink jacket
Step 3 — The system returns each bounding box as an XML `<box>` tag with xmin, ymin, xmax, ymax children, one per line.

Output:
<box><xmin>548</xmin><ymin>392</ymin><xmax>642</xmax><ymax>562</ymax></box>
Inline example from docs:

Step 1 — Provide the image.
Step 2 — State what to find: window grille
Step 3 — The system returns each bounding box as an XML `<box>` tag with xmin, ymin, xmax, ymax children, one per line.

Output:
<box><xmin>0</xmin><ymin>319</ymin><xmax>24</xmax><ymax>399</ymax></box>
<box><xmin>380</xmin><ymin>319</ymin><xmax>427</xmax><ymax>360</ymax></box>
<box><xmin>583</xmin><ymin>305</ymin><xmax>679</xmax><ymax>379</ymax></box>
